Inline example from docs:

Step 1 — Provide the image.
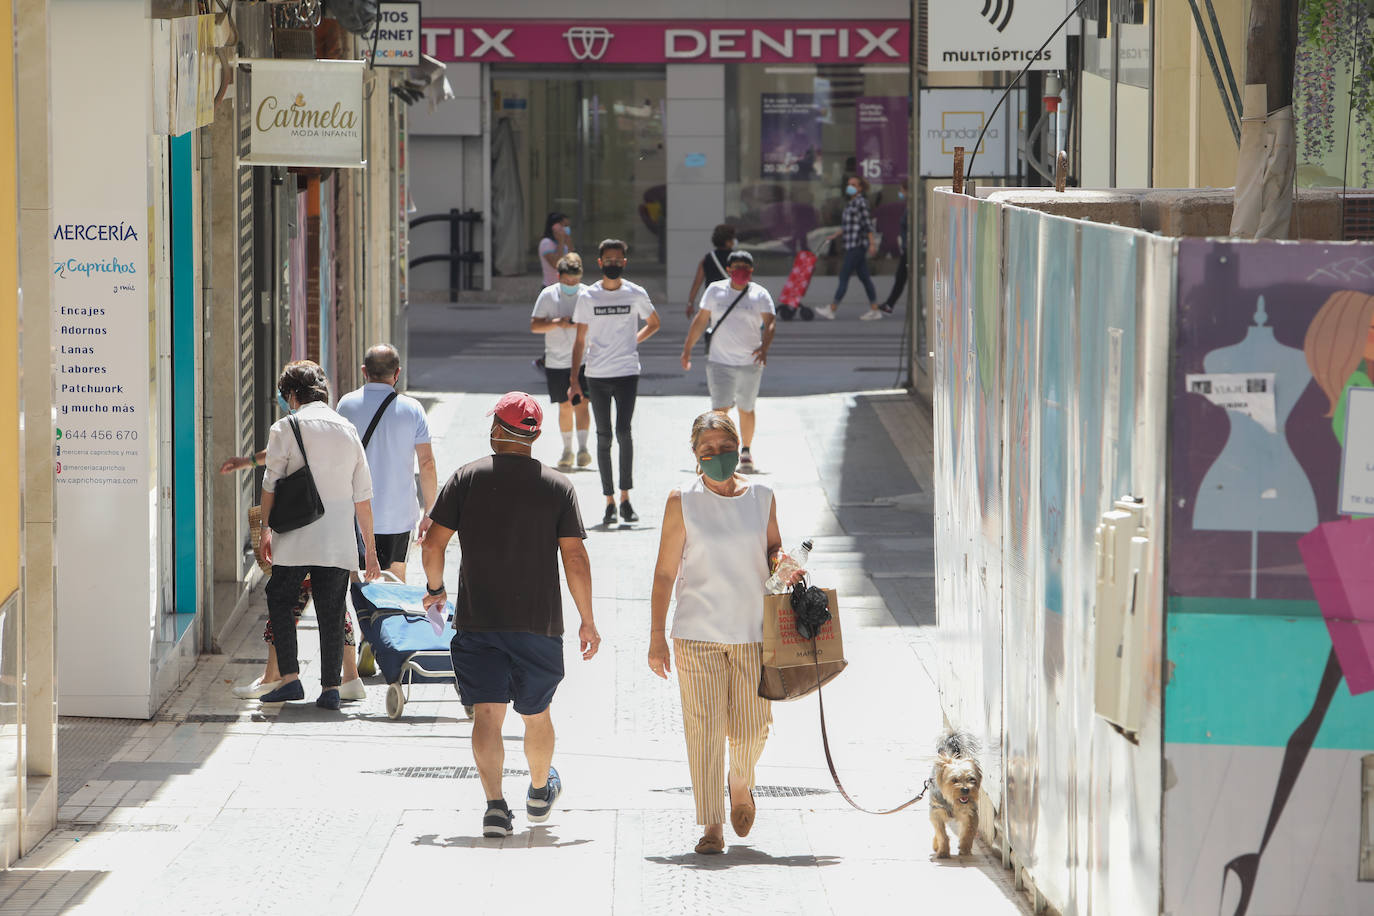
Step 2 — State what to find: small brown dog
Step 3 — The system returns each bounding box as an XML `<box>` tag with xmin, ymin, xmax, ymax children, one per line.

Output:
<box><xmin>930</xmin><ymin>731</ymin><xmax>982</xmax><ymax>858</ymax></box>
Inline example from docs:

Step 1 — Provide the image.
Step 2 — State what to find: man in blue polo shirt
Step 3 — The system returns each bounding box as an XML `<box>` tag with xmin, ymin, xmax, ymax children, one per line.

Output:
<box><xmin>336</xmin><ymin>344</ymin><xmax>438</xmax><ymax>578</ymax></box>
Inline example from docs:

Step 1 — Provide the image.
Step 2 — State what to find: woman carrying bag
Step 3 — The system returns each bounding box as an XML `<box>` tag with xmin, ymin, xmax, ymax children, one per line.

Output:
<box><xmin>648</xmin><ymin>412</ymin><xmax>804</xmax><ymax>854</ymax></box>
<box><xmin>258</xmin><ymin>361</ymin><xmax>382</xmax><ymax>709</ymax></box>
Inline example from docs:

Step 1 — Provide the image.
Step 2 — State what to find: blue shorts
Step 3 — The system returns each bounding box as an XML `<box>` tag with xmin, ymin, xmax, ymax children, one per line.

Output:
<box><xmin>449</xmin><ymin>630</ymin><xmax>565</xmax><ymax>715</ymax></box>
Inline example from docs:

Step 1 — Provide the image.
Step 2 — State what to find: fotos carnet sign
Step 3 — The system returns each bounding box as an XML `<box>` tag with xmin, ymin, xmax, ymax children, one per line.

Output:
<box><xmin>368</xmin><ymin>2</ymin><xmax>422</xmax><ymax>67</ymax></box>
<box><xmin>243</xmin><ymin>59</ymin><xmax>365</xmax><ymax>169</ymax></box>
<box><xmin>918</xmin><ymin>88</ymin><xmax>1025</xmax><ymax>178</ymax></box>
<box><xmin>928</xmin><ymin>0</ymin><xmax>1068</xmax><ymax>72</ymax></box>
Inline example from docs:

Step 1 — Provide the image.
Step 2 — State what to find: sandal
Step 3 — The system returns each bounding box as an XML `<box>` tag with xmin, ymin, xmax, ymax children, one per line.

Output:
<box><xmin>694</xmin><ymin>834</ymin><xmax>725</xmax><ymax>855</ymax></box>
<box><xmin>730</xmin><ymin>790</ymin><xmax>756</xmax><ymax>838</ymax></box>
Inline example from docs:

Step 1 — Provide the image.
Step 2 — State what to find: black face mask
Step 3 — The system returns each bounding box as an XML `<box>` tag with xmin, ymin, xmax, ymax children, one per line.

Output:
<box><xmin>601</xmin><ymin>263</ymin><xmax>624</xmax><ymax>280</ymax></box>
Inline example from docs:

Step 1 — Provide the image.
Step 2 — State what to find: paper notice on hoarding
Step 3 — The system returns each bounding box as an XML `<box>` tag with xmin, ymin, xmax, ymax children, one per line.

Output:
<box><xmin>1185</xmin><ymin>372</ymin><xmax>1277</xmax><ymax>434</ymax></box>
<box><xmin>1338</xmin><ymin>386</ymin><xmax>1374</xmax><ymax>516</ymax></box>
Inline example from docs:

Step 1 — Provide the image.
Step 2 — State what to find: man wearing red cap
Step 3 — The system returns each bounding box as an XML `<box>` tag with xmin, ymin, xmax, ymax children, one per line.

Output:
<box><xmin>421</xmin><ymin>392</ymin><xmax>600</xmax><ymax>838</ymax></box>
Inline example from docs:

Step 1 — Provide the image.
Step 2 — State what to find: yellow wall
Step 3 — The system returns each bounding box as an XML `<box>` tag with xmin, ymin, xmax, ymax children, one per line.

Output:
<box><xmin>0</xmin><ymin>0</ymin><xmax>19</xmax><ymax>604</ymax></box>
<box><xmin>1155</xmin><ymin>0</ymin><xmax>1248</xmax><ymax>187</ymax></box>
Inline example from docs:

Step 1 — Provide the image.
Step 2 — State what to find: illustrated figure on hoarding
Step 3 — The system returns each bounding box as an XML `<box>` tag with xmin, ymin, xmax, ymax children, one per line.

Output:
<box><xmin>1218</xmin><ymin>289</ymin><xmax>1374</xmax><ymax>915</ymax></box>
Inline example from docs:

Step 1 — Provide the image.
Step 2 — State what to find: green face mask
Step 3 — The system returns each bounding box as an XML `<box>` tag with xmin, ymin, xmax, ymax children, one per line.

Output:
<box><xmin>698</xmin><ymin>450</ymin><xmax>739</xmax><ymax>482</ymax></box>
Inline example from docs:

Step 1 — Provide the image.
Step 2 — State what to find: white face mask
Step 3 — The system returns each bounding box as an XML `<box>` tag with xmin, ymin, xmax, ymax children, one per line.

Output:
<box><xmin>490</xmin><ymin>425</ymin><xmax>537</xmax><ymax>447</ymax></box>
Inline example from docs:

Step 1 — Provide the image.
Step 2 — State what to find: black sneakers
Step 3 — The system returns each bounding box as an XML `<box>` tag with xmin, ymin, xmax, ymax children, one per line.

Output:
<box><xmin>603</xmin><ymin>503</ymin><xmax>617</xmax><ymax>526</ymax></box>
<box><xmin>483</xmin><ymin>799</ymin><xmax>513</xmax><ymax>838</ymax></box>
<box><xmin>620</xmin><ymin>500</ymin><xmax>639</xmax><ymax>523</ymax></box>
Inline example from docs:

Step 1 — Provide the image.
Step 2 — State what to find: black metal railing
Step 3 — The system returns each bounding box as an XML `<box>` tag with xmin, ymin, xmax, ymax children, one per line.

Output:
<box><xmin>409</xmin><ymin>208</ymin><xmax>483</xmax><ymax>302</ymax></box>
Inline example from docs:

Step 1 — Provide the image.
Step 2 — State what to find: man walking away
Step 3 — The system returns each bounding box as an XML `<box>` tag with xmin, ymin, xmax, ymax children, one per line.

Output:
<box><xmin>421</xmin><ymin>392</ymin><xmax>600</xmax><ymax>838</ymax></box>
<box><xmin>681</xmin><ymin>250</ymin><xmax>776</xmax><ymax>472</ymax></box>
<box><xmin>336</xmin><ymin>344</ymin><xmax>439</xmax><ymax>580</ymax></box>
<box><xmin>569</xmin><ymin>239</ymin><xmax>661</xmax><ymax>526</ymax></box>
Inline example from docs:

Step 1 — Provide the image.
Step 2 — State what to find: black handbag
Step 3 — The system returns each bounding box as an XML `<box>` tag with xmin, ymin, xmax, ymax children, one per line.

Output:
<box><xmin>267</xmin><ymin>417</ymin><xmax>326</xmax><ymax>533</ymax></box>
<box><xmin>702</xmin><ymin>287</ymin><xmax>750</xmax><ymax>357</ymax></box>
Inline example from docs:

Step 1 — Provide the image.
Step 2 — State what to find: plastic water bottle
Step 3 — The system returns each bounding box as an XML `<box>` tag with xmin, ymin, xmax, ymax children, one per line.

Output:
<box><xmin>766</xmin><ymin>539</ymin><xmax>813</xmax><ymax>593</ymax></box>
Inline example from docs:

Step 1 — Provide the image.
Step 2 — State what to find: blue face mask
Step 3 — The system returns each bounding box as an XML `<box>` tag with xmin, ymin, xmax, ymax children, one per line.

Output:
<box><xmin>845</xmin><ymin>185</ymin><xmax>858</xmax><ymax>196</ymax></box>
<box><xmin>898</xmin><ymin>191</ymin><xmax>906</xmax><ymax>200</ymax></box>
<box><xmin>698</xmin><ymin>450</ymin><xmax>739</xmax><ymax>482</ymax></box>
<box><xmin>559</xmin><ymin>282</ymin><xmax>581</xmax><ymax>296</ymax></box>
<box><xmin>277</xmin><ymin>393</ymin><xmax>293</xmax><ymax>414</ymax></box>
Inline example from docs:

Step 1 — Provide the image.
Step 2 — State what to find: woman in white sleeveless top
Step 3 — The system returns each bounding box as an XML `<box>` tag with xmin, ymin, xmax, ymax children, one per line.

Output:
<box><xmin>649</xmin><ymin>411</ymin><xmax>802</xmax><ymax>854</ymax></box>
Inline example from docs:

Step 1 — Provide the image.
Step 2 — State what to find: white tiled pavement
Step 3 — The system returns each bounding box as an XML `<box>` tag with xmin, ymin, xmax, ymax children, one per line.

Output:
<box><xmin>4</xmin><ymin>306</ymin><xmax>1030</xmax><ymax>915</ymax></box>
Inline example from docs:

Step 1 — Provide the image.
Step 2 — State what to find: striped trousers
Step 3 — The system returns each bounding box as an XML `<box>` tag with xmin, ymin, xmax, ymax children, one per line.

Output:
<box><xmin>674</xmin><ymin>639</ymin><xmax>773</xmax><ymax>825</ymax></box>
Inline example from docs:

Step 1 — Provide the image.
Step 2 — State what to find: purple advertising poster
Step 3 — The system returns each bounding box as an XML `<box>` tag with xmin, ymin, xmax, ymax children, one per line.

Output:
<box><xmin>760</xmin><ymin>93</ymin><xmax>822</xmax><ymax>181</ymax></box>
<box><xmin>855</xmin><ymin>96</ymin><xmax>908</xmax><ymax>183</ymax></box>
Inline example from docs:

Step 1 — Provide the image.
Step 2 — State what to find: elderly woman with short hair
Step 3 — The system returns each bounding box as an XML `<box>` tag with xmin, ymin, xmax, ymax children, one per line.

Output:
<box><xmin>258</xmin><ymin>360</ymin><xmax>381</xmax><ymax>709</ymax></box>
<box><xmin>649</xmin><ymin>411</ymin><xmax>801</xmax><ymax>854</ymax></box>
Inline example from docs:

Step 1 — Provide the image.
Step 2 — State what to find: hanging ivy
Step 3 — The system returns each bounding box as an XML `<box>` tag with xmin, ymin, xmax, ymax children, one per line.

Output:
<box><xmin>1296</xmin><ymin>0</ymin><xmax>1374</xmax><ymax>184</ymax></box>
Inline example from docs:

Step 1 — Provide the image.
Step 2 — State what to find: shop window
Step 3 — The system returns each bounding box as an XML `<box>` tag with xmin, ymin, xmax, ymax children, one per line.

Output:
<box><xmin>724</xmin><ymin>63</ymin><xmax>910</xmax><ymax>277</ymax></box>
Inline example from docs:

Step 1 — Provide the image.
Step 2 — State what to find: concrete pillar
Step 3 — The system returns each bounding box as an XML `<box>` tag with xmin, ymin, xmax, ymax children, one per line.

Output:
<box><xmin>665</xmin><ymin>64</ymin><xmax>726</xmax><ymax>308</ymax></box>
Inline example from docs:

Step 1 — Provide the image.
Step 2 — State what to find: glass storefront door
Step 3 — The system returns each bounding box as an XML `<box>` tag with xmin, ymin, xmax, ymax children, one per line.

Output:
<box><xmin>491</xmin><ymin>71</ymin><xmax>666</xmax><ymax>279</ymax></box>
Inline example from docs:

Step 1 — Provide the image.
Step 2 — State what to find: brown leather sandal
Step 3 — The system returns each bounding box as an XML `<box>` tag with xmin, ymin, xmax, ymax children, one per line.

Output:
<box><xmin>694</xmin><ymin>834</ymin><xmax>725</xmax><ymax>855</ymax></box>
<box><xmin>730</xmin><ymin>790</ymin><xmax>756</xmax><ymax>838</ymax></box>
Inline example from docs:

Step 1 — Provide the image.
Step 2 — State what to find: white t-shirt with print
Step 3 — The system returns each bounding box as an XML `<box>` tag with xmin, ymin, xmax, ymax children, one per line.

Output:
<box><xmin>700</xmin><ymin>280</ymin><xmax>775</xmax><ymax>367</ymax></box>
<box><xmin>531</xmin><ymin>282</ymin><xmax>586</xmax><ymax>369</ymax></box>
<box><xmin>572</xmin><ymin>280</ymin><xmax>657</xmax><ymax>378</ymax></box>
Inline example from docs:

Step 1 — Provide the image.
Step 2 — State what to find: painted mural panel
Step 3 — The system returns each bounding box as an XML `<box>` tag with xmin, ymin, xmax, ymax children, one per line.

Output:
<box><xmin>1166</xmin><ymin>239</ymin><xmax>1374</xmax><ymax>915</ymax></box>
<box><xmin>930</xmin><ymin>190</ymin><xmax>1004</xmax><ymax>800</ymax></box>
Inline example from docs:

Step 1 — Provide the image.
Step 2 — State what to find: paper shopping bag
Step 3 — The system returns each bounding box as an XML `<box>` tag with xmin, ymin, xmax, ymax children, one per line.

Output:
<box><xmin>1297</xmin><ymin>518</ymin><xmax>1374</xmax><ymax>695</ymax></box>
<box><xmin>759</xmin><ymin>588</ymin><xmax>847</xmax><ymax>701</ymax></box>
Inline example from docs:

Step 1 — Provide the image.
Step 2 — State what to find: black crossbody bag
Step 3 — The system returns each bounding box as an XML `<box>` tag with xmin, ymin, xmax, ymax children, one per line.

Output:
<box><xmin>702</xmin><ymin>287</ymin><xmax>750</xmax><ymax>357</ymax></box>
<box><xmin>267</xmin><ymin>417</ymin><xmax>326</xmax><ymax>533</ymax></box>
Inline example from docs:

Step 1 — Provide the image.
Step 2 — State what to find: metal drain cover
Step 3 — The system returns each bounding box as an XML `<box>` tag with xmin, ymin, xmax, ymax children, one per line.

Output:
<box><xmin>656</xmin><ymin>785</ymin><xmax>832</xmax><ymax>798</ymax></box>
<box><xmin>364</xmin><ymin>766</ymin><xmax>530</xmax><ymax>779</ymax></box>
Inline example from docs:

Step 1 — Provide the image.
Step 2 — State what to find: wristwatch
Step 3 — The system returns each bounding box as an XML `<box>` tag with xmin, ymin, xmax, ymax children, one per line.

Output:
<box><xmin>426</xmin><ymin>583</ymin><xmax>445</xmax><ymax>596</ymax></box>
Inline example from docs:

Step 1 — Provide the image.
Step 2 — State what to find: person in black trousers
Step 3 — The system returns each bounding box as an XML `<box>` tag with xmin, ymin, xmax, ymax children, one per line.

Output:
<box><xmin>880</xmin><ymin>177</ymin><xmax>909</xmax><ymax>314</ymax></box>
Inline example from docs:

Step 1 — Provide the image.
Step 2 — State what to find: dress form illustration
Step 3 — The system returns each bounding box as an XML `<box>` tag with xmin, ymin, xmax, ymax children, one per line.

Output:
<box><xmin>1193</xmin><ymin>297</ymin><xmax>1318</xmax><ymax>597</ymax></box>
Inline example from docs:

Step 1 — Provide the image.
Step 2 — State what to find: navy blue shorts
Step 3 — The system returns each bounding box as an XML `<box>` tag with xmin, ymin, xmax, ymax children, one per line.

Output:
<box><xmin>450</xmin><ymin>630</ymin><xmax>564</xmax><ymax>715</ymax></box>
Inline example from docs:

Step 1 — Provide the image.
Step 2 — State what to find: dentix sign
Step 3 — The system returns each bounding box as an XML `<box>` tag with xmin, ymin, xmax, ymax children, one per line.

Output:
<box><xmin>928</xmin><ymin>0</ymin><xmax>1068</xmax><ymax>72</ymax></box>
<box><xmin>243</xmin><ymin>59</ymin><xmax>366</xmax><ymax>168</ymax></box>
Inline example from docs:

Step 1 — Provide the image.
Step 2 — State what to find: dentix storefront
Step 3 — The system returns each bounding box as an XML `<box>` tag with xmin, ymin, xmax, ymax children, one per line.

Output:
<box><xmin>406</xmin><ymin>0</ymin><xmax>911</xmax><ymax>307</ymax></box>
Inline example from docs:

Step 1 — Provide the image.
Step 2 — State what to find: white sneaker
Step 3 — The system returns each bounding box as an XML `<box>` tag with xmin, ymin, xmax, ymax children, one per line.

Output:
<box><xmin>232</xmin><ymin>676</ymin><xmax>283</xmax><ymax>699</ymax></box>
<box><xmin>338</xmin><ymin>677</ymin><xmax>367</xmax><ymax>701</ymax></box>
<box><xmin>557</xmin><ymin>449</ymin><xmax>574</xmax><ymax>469</ymax></box>
<box><xmin>815</xmin><ymin>304</ymin><xmax>837</xmax><ymax>320</ymax></box>
<box><xmin>859</xmin><ymin>308</ymin><xmax>885</xmax><ymax>321</ymax></box>
<box><xmin>577</xmin><ymin>449</ymin><xmax>592</xmax><ymax>468</ymax></box>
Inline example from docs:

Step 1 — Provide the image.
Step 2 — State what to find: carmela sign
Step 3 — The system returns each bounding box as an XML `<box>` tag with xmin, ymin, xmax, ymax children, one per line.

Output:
<box><xmin>243</xmin><ymin>59</ymin><xmax>365</xmax><ymax>168</ymax></box>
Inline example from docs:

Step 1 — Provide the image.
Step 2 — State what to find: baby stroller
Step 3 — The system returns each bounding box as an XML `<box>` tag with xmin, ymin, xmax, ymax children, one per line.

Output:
<box><xmin>351</xmin><ymin>575</ymin><xmax>470</xmax><ymax>720</ymax></box>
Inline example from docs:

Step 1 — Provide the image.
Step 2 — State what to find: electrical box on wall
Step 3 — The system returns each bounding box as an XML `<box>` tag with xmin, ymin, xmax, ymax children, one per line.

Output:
<box><xmin>1093</xmin><ymin>495</ymin><xmax>1150</xmax><ymax>737</ymax></box>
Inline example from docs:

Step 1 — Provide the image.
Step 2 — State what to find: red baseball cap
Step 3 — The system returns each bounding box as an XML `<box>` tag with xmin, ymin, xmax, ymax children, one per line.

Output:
<box><xmin>487</xmin><ymin>391</ymin><xmax>543</xmax><ymax>435</ymax></box>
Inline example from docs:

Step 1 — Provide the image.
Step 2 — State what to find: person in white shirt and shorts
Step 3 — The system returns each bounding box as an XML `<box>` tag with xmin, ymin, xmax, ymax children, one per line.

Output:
<box><xmin>681</xmin><ymin>250</ymin><xmax>776</xmax><ymax>473</ymax></box>
<box><xmin>530</xmin><ymin>253</ymin><xmax>592</xmax><ymax>469</ymax></box>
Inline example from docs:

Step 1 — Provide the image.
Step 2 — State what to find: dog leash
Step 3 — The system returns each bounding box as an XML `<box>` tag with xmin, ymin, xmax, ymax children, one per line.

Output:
<box><xmin>811</xmin><ymin>646</ymin><xmax>932</xmax><ymax>815</ymax></box>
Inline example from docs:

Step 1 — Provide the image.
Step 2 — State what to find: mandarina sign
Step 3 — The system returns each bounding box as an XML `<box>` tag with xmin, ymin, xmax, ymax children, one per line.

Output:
<box><xmin>419</xmin><ymin>19</ymin><xmax>910</xmax><ymax>65</ymax></box>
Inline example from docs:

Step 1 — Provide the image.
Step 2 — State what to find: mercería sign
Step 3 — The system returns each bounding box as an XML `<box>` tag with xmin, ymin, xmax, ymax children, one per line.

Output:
<box><xmin>419</xmin><ymin>19</ymin><xmax>910</xmax><ymax>65</ymax></box>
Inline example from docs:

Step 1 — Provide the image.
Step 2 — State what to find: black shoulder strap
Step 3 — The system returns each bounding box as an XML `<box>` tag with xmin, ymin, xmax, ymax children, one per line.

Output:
<box><xmin>288</xmin><ymin>417</ymin><xmax>311</xmax><ymax>469</ymax></box>
<box><xmin>713</xmin><ymin>287</ymin><xmax>751</xmax><ymax>330</ymax></box>
<box><xmin>361</xmin><ymin>391</ymin><xmax>399</xmax><ymax>449</ymax></box>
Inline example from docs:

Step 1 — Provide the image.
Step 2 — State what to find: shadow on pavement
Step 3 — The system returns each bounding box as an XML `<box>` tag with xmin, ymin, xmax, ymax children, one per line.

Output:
<box><xmin>411</xmin><ymin>827</ymin><xmax>593</xmax><ymax>849</ymax></box>
<box><xmin>646</xmin><ymin>847</ymin><xmax>842</xmax><ymax>870</ymax></box>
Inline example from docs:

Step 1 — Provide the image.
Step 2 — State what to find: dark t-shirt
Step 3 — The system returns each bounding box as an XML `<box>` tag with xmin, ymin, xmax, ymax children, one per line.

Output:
<box><xmin>428</xmin><ymin>454</ymin><xmax>586</xmax><ymax>637</ymax></box>
<box><xmin>701</xmin><ymin>248</ymin><xmax>732</xmax><ymax>285</ymax></box>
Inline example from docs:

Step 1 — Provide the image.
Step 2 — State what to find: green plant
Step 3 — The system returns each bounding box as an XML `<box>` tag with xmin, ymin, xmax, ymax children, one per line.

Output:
<box><xmin>1296</xmin><ymin>0</ymin><xmax>1374</xmax><ymax>183</ymax></box>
